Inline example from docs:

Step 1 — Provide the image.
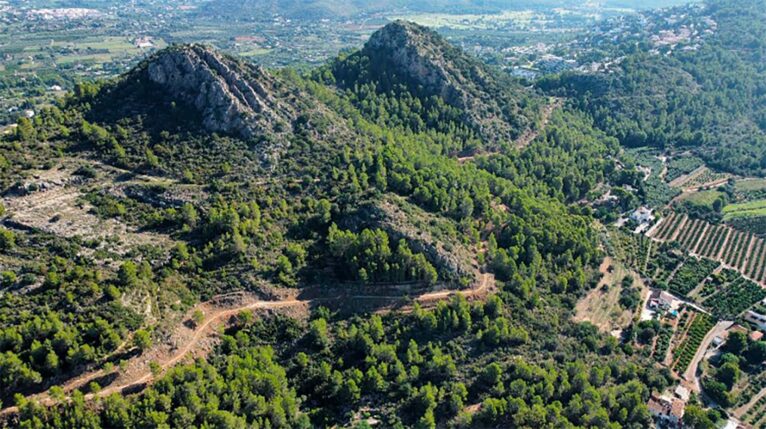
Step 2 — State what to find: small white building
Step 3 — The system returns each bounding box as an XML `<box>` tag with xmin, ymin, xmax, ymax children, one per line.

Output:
<box><xmin>630</xmin><ymin>206</ymin><xmax>654</xmax><ymax>224</ymax></box>
<box><xmin>674</xmin><ymin>385</ymin><xmax>690</xmax><ymax>401</ymax></box>
<box><xmin>745</xmin><ymin>310</ymin><xmax>766</xmax><ymax>331</ymax></box>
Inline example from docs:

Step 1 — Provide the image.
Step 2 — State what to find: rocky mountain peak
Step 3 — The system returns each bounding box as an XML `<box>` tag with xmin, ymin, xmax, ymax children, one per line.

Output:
<box><xmin>360</xmin><ymin>21</ymin><xmax>536</xmax><ymax>143</ymax></box>
<box><xmin>365</xmin><ymin>20</ymin><xmax>458</xmax><ymax>99</ymax></box>
<box><xmin>144</xmin><ymin>44</ymin><xmax>295</xmax><ymax>139</ymax></box>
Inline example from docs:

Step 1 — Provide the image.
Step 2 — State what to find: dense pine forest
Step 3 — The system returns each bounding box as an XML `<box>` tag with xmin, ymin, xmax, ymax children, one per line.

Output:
<box><xmin>0</xmin><ymin>1</ymin><xmax>765</xmax><ymax>428</ymax></box>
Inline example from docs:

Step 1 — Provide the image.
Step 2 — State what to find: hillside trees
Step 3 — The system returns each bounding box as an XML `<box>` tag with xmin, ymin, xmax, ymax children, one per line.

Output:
<box><xmin>327</xmin><ymin>224</ymin><xmax>438</xmax><ymax>285</ymax></box>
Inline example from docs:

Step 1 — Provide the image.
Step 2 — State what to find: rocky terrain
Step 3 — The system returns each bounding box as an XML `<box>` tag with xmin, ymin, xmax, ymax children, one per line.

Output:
<box><xmin>340</xmin><ymin>20</ymin><xmax>541</xmax><ymax>144</ymax></box>
<box><xmin>143</xmin><ymin>45</ymin><xmax>296</xmax><ymax>140</ymax></box>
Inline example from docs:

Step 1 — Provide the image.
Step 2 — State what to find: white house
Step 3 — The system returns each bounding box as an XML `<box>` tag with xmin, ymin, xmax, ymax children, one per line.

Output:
<box><xmin>745</xmin><ymin>310</ymin><xmax>766</xmax><ymax>331</ymax></box>
<box><xmin>630</xmin><ymin>206</ymin><xmax>654</xmax><ymax>224</ymax></box>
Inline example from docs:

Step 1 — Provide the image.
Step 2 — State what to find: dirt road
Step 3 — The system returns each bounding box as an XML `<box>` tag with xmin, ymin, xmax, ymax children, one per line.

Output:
<box><xmin>1</xmin><ymin>272</ymin><xmax>494</xmax><ymax>416</ymax></box>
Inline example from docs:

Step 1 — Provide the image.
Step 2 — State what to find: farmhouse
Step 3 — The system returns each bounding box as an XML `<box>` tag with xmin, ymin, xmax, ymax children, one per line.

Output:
<box><xmin>630</xmin><ymin>206</ymin><xmax>654</xmax><ymax>224</ymax></box>
<box><xmin>648</xmin><ymin>290</ymin><xmax>674</xmax><ymax>311</ymax></box>
<box><xmin>647</xmin><ymin>395</ymin><xmax>685</xmax><ymax>428</ymax></box>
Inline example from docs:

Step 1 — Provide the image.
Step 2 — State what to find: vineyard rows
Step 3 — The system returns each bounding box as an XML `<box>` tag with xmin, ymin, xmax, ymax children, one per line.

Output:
<box><xmin>650</xmin><ymin>213</ymin><xmax>766</xmax><ymax>285</ymax></box>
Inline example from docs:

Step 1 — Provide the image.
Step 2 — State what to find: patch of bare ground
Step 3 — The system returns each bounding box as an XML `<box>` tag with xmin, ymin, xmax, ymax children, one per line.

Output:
<box><xmin>1</xmin><ymin>159</ymin><xmax>177</xmax><ymax>256</ymax></box>
<box><xmin>573</xmin><ymin>257</ymin><xmax>647</xmax><ymax>333</ymax></box>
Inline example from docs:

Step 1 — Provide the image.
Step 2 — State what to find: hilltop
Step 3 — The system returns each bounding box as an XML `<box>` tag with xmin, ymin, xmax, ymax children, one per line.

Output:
<box><xmin>0</xmin><ymin>19</ymin><xmax>661</xmax><ymax>429</ymax></box>
<box><xmin>327</xmin><ymin>20</ymin><xmax>543</xmax><ymax>150</ymax></box>
<box><xmin>141</xmin><ymin>45</ymin><xmax>296</xmax><ymax>140</ymax></box>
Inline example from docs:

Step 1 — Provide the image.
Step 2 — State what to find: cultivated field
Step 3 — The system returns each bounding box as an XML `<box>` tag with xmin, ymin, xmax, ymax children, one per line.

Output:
<box><xmin>670</xmin><ymin>311</ymin><xmax>714</xmax><ymax>374</ymax></box>
<box><xmin>650</xmin><ymin>213</ymin><xmax>766</xmax><ymax>285</ymax></box>
<box><xmin>724</xmin><ymin>199</ymin><xmax>766</xmax><ymax>221</ymax></box>
<box><xmin>669</xmin><ymin>165</ymin><xmax>732</xmax><ymax>190</ymax></box>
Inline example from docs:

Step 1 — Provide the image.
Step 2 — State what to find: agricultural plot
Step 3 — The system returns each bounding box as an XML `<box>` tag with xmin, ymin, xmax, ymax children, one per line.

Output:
<box><xmin>668</xmin><ymin>162</ymin><xmax>731</xmax><ymax>189</ymax></box>
<box><xmin>758</xmin><ymin>249</ymin><xmax>766</xmax><ymax>284</ymax></box>
<box><xmin>607</xmin><ymin>229</ymin><xmax>653</xmax><ymax>276</ymax></box>
<box><xmin>721</xmin><ymin>231</ymin><xmax>746</xmax><ymax>268</ymax></box>
<box><xmin>645</xmin><ymin>244</ymin><xmax>685</xmax><ymax>287</ymax></box>
<box><xmin>698</xmin><ymin>225</ymin><xmax>727</xmax><ymax>258</ymax></box>
<box><xmin>743</xmin><ymin>394</ymin><xmax>766</xmax><ymax>427</ymax></box>
<box><xmin>728</xmin><ymin>215</ymin><xmax>766</xmax><ymax>238</ymax></box>
<box><xmin>667</xmin><ymin>158</ymin><xmax>705</xmax><ymax>185</ymax></box>
<box><xmin>573</xmin><ymin>258</ymin><xmax>648</xmax><ymax>333</ymax></box>
<box><xmin>653</xmin><ymin>325</ymin><xmax>674</xmax><ymax>363</ymax></box>
<box><xmin>671</xmin><ymin>312</ymin><xmax>715</xmax><ymax>373</ymax></box>
<box><xmin>649</xmin><ymin>212</ymin><xmax>766</xmax><ymax>285</ymax></box>
<box><xmin>725</xmin><ymin>199</ymin><xmax>766</xmax><ymax>236</ymax></box>
<box><xmin>651</xmin><ymin>212</ymin><xmax>687</xmax><ymax>241</ymax></box>
<box><xmin>724</xmin><ymin>199</ymin><xmax>766</xmax><ymax>221</ymax></box>
<box><xmin>735</xmin><ymin>234</ymin><xmax>755</xmax><ymax>271</ymax></box>
<box><xmin>679</xmin><ymin>219</ymin><xmax>706</xmax><ymax>250</ymax></box>
<box><xmin>684</xmin><ymin>168</ymin><xmax>732</xmax><ymax>189</ymax></box>
<box><xmin>734</xmin><ymin>179</ymin><xmax>766</xmax><ymax>206</ymax></box>
<box><xmin>668</xmin><ymin>257</ymin><xmax>720</xmax><ymax>297</ymax></box>
<box><xmin>736</xmin><ymin>369</ymin><xmax>766</xmax><ymax>410</ymax></box>
<box><xmin>702</xmin><ymin>276</ymin><xmax>766</xmax><ymax>319</ymax></box>
<box><xmin>746</xmin><ymin>239</ymin><xmax>766</xmax><ymax>280</ymax></box>
<box><xmin>694</xmin><ymin>268</ymin><xmax>740</xmax><ymax>300</ymax></box>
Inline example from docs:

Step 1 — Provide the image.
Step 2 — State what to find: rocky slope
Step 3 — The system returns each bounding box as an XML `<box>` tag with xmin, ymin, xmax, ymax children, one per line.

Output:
<box><xmin>142</xmin><ymin>45</ymin><xmax>296</xmax><ymax>140</ymax></box>
<box><xmin>335</xmin><ymin>20</ymin><xmax>541</xmax><ymax>144</ymax></box>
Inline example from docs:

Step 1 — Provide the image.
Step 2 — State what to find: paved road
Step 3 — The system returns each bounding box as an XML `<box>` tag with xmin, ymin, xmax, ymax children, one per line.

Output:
<box><xmin>683</xmin><ymin>321</ymin><xmax>734</xmax><ymax>392</ymax></box>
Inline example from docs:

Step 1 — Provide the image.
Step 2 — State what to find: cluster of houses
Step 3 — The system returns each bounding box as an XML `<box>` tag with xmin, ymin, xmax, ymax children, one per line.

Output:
<box><xmin>643</xmin><ymin>299</ymin><xmax>766</xmax><ymax>428</ymax></box>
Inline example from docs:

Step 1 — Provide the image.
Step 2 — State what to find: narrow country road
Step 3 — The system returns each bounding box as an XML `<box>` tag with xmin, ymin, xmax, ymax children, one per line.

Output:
<box><xmin>1</xmin><ymin>272</ymin><xmax>494</xmax><ymax>416</ymax></box>
<box><xmin>682</xmin><ymin>321</ymin><xmax>733</xmax><ymax>392</ymax></box>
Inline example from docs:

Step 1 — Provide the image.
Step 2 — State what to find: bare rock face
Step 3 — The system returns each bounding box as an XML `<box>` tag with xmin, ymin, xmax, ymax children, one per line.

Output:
<box><xmin>366</xmin><ymin>21</ymin><xmax>464</xmax><ymax>105</ymax></box>
<box><xmin>145</xmin><ymin>45</ymin><xmax>294</xmax><ymax>140</ymax></box>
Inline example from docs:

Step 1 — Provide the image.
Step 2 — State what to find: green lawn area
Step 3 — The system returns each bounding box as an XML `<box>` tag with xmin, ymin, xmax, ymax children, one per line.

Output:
<box><xmin>679</xmin><ymin>190</ymin><xmax>725</xmax><ymax>208</ymax></box>
<box><xmin>735</xmin><ymin>178</ymin><xmax>766</xmax><ymax>192</ymax></box>
<box><xmin>724</xmin><ymin>199</ymin><xmax>766</xmax><ymax>220</ymax></box>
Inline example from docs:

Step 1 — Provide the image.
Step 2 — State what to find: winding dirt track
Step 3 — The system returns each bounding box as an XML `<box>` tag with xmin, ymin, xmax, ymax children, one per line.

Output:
<box><xmin>1</xmin><ymin>273</ymin><xmax>494</xmax><ymax>416</ymax></box>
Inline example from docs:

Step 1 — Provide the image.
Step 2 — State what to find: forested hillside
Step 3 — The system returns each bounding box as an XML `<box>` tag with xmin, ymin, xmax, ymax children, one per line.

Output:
<box><xmin>540</xmin><ymin>0</ymin><xmax>766</xmax><ymax>176</ymax></box>
<box><xmin>0</xmin><ymin>15</ymin><xmax>690</xmax><ymax>429</ymax></box>
<box><xmin>323</xmin><ymin>20</ymin><xmax>543</xmax><ymax>153</ymax></box>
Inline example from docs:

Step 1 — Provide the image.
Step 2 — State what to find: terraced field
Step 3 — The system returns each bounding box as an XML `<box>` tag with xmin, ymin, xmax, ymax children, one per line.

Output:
<box><xmin>669</xmin><ymin>165</ymin><xmax>732</xmax><ymax>190</ymax></box>
<box><xmin>650</xmin><ymin>213</ymin><xmax>766</xmax><ymax>285</ymax></box>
